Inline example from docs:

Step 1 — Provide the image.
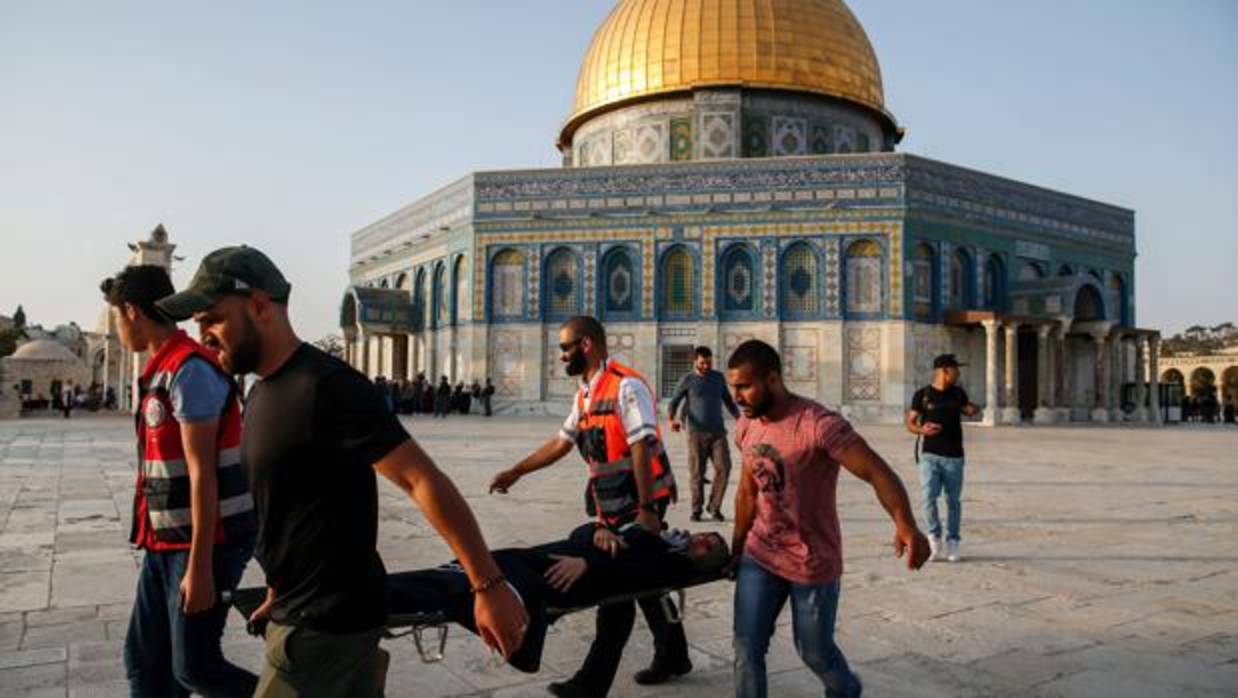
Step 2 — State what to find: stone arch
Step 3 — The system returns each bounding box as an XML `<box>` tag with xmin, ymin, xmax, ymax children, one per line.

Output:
<box><xmin>658</xmin><ymin>244</ymin><xmax>698</xmax><ymax>319</ymax></box>
<box><xmin>718</xmin><ymin>242</ymin><xmax>758</xmax><ymax>314</ymax></box>
<box><xmin>1161</xmin><ymin>368</ymin><xmax>1184</xmax><ymax>386</ymax></box>
<box><xmin>489</xmin><ymin>248</ymin><xmax>526</xmax><ymax>321</ymax></box>
<box><xmin>779</xmin><ymin>241</ymin><xmax>821</xmax><ymax>318</ymax></box>
<box><xmin>1222</xmin><ymin>366</ymin><xmax>1238</xmax><ymax>409</ymax></box>
<box><xmin>379</xmin><ymin>278</ymin><xmax>390</xmax><ymax>289</ymax></box>
<box><xmin>1189</xmin><ymin>367</ymin><xmax>1217</xmax><ymax>398</ymax></box>
<box><xmin>1072</xmin><ymin>284</ymin><xmax>1105</xmax><ymax>321</ymax></box>
<box><xmin>599</xmin><ymin>246</ymin><xmax>638</xmax><ymax>319</ymax></box>
<box><xmin>395</xmin><ymin>272</ymin><xmax>410</xmax><ymax>291</ymax></box>
<box><xmin>432</xmin><ymin>261</ymin><xmax>448</xmax><ymax>329</ymax></box>
<box><xmin>543</xmin><ymin>247</ymin><xmax>583</xmax><ymax>319</ymax></box>
<box><xmin>911</xmin><ymin>242</ymin><xmax>937</xmax><ymax>320</ymax></box>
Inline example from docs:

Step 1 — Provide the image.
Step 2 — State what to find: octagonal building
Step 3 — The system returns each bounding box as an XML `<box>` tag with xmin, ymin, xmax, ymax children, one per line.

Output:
<box><xmin>343</xmin><ymin>0</ymin><xmax>1161</xmax><ymax>424</ymax></box>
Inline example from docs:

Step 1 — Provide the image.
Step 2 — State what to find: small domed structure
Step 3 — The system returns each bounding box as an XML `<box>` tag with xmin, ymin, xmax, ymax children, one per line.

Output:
<box><xmin>3</xmin><ymin>339</ymin><xmax>90</xmax><ymax>403</ymax></box>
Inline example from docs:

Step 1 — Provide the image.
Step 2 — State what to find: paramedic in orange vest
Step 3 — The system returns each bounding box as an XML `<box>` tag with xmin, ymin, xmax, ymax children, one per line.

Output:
<box><xmin>101</xmin><ymin>265</ymin><xmax>259</xmax><ymax>697</ymax></box>
<box><xmin>490</xmin><ymin>315</ymin><xmax>691</xmax><ymax>697</ymax></box>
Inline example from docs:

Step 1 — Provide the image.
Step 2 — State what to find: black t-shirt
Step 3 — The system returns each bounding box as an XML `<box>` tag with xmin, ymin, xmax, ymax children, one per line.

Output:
<box><xmin>242</xmin><ymin>343</ymin><xmax>409</xmax><ymax>632</ymax></box>
<box><xmin>910</xmin><ymin>385</ymin><xmax>970</xmax><ymax>458</ymax></box>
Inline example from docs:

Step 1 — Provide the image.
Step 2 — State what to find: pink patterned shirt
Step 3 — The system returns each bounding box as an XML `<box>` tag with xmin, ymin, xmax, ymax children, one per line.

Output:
<box><xmin>737</xmin><ymin>395</ymin><xmax>863</xmax><ymax>584</ymax></box>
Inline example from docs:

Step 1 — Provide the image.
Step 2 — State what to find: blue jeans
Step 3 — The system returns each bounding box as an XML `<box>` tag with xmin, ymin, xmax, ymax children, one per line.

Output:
<box><xmin>124</xmin><ymin>535</ymin><xmax>257</xmax><ymax>697</ymax></box>
<box><xmin>733</xmin><ymin>557</ymin><xmax>861</xmax><ymax>698</ymax></box>
<box><xmin>919</xmin><ymin>453</ymin><xmax>965</xmax><ymax>542</ymax></box>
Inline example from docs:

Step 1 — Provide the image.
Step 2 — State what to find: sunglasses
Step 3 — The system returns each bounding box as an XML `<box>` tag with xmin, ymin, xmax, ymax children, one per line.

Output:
<box><xmin>558</xmin><ymin>338</ymin><xmax>583</xmax><ymax>352</ymax></box>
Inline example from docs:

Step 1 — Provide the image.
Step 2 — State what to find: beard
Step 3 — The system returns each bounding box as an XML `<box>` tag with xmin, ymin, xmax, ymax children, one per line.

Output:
<box><xmin>564</xmin><ymin>349</ymin><xmax>587</xmax><ymax>377</ymax></box>
<box><xmin>742</xmin><ymin>388</ymin><xmax>774</xmax><ymax>418</ymax></box>
<box><xmin>216</xmin><ymin>314</ymin><xmax>262</xmax><ymax>375</ymax></box>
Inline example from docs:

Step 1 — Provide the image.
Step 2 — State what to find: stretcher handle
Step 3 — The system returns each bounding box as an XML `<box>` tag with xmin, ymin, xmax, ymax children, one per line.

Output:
<box><xmin>660</xmin><ymin>589</ymin><xmax>687</xmax><ymax>624</ymax></box>
<box><xmin>410</xmin><ymin>624</ymin><xmax>449</xmax><ymax>663</ymax></box>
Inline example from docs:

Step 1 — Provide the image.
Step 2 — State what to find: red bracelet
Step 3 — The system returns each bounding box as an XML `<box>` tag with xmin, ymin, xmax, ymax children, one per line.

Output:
<box><xmin>470</xmin><ymin>574</ymin><xmax>507</xmax><ymax>595</ymax></box>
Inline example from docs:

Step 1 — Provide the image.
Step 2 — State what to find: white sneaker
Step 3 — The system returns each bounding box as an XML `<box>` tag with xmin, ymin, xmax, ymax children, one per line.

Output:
<box><xmin>928</xmin><ymin>536</ymin><xmax>942</xmax><ymax>562</ymax></box>
<box><xmin>946</xmin><ymin>540</ymin><xmax>961</xmax><ymax>562</ymax></box>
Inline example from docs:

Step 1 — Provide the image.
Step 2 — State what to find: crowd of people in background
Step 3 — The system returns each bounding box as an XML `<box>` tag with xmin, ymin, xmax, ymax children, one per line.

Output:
<box><xmin>14</xmin><ymin>380</ymin><xmax>118</xmax><ymax>415</ymax></box>
<box><xmin>1181</xmin><ymin>393</ymin><xmax>1233</xmax><ymax>423</ymax></box>
<box><xmin>373</xmin><ymin>373</ymin><xmax>496</xmax><ymax>417</ymax></box>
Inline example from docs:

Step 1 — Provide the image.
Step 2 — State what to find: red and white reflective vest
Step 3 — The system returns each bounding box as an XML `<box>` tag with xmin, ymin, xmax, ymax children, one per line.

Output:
<box><xmin>572</xmin><ymin>361</ymin><xmax>676</xmax><ymax>527</ymax></box>
<box><xmin>130</xmin><ymin>330</ymin><xmax>255</xmax><ymax>551</ymax></box>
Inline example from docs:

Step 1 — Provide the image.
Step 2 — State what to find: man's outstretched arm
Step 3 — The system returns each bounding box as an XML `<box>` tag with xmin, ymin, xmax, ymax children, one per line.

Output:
<box><xmin>490</xmin><ymin>437</ymin><xmax>573</xmax><ymax>493</ymax></box>
<box><xmin>836</xmin><ymin>439</ymin><xmax>931</xmax><ymax>570</ymax></box>
<box><xmin>376</xmin><ymin>439</ymin><xmax>529</xmax><ymax>657</ymax></box>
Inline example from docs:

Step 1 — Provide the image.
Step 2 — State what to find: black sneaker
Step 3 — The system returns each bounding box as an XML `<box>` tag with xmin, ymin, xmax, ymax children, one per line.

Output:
<box><xmin>689</xmin><ymin>512</ymin><xmax>702</xmax><ymax>522</ymax></box>
<box><xmin>633</xmin><ymin>657</ymin><xmax>692</xmax><ymax>686</ymax></box>
<box><xmin>547</xmin><ymin>679</ymin><xmax>598</xmax><ymax>698</ymax></box>
<box><xmin>710</xmin><ymin>510</ymin><xmax>725</xmax><ymax>522</ymax></box>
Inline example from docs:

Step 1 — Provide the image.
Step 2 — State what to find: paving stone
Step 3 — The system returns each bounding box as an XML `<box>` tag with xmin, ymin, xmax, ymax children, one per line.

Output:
<box><xmin>0</xmin><ymin>661</ymin><xmax>66</xmax><ymax>692</ymax></box>
<box><xmin>0</xmin><ymin>647</ymin><xmax>68</xmax><ymax>670</ymax></box>
<box><xmin>20</xmin><ymin>622</ymin><xmax>106</xmax><ymax>651</ymax></box>
<box><xmin>25</xmin><ymin>608</ymin><xmax>97</xmax><ymax>628</ymax></box>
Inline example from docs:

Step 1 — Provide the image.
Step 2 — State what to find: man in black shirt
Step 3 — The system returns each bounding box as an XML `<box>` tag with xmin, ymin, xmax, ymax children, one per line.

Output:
<box><xmin>158</xmin><ymin>246</ymin><xmax>527</xmax><ymax>697</ymax></box>
<box><xmin>906</xmin><ymin>354</ymin><xmax>979</xmax><ymax>563</ymax></box>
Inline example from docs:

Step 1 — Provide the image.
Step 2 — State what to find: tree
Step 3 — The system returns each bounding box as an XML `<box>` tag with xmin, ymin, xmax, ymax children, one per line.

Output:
<box><xmin>313</xmin><ymin>334</ymin><xmax>345</xmax><ymax>360</ymax></box>
<box><xmin>0</xmin><ymin>328</ymin><xmax>21</xmax><ymax>358</ymax></box>
<box><xmin>12</xmin><ymin>305</ymin><xmax>25</xmax><ymax>329</ymax></box>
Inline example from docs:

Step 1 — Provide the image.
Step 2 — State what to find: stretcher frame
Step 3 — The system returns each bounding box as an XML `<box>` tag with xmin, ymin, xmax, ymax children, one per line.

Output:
<box><xmin>228</xmin><ymin>570</ymin><xmax>725</xmax><ymax>663</ymax></box>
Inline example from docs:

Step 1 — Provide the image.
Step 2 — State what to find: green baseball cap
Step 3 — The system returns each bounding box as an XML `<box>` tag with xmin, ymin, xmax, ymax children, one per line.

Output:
<box><xmin>157</xmin><ymin>245</ymin><xmax>291</xmax><ymax>321</ymax></box>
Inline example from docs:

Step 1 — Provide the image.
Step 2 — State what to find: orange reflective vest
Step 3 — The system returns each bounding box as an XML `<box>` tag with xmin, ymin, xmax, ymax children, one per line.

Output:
<box><xmin>573</xmin><ymin>361</ymin><xmax>676</xmax><ymax>527</ymax></box>
<box><xmin>131</xmin><ymin>330</ymin><xmax>255</xmax><ymax>550</ymax></box>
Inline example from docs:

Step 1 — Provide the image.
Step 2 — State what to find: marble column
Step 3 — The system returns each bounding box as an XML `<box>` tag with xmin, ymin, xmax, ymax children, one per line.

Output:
<box><xmin>1110</xmin><ymin>333</ymin><xmax>1126</xmax><ymax>421</ymax></box>
<box><xmin>1034</xmin><ymin>325</ymin><xmax>1056</xmax><ymax>423</ymax></box>
<box><xmin>101</xmin><ymin>338</ymin><xmax>111</xmax><ymax>410</ymax></box>
<box><xmin>1002</xmin><ymin>322</ymin><xmax>1022</xmax><ymax>424</ymax></box>
<box><xmin>357</xmin><ymin>330</ymin><xmax>369</xmax><ymax>376</ymax></box>
<box><xmin>1133</xmin><ymin>336</ymin><xmax>1148</xmax><ymax>422</ymax></box>
<box><xmin>982</xmin><ymin>320</ymin><xmax>1000</xmax><ymax>425</ymax></box>
<box><xmin>1090</xmin><ymin>331</ymin><xmax>1110</xmax><ymax>423</ymax></box>
<box><xmin>1148</xmin><ymin>336</ymin><xmax>1161</xmax><ymax>423</ymax></box>
<box><xmin>1055</xmin><ymin>327</ymin><xmax>1071</xmax><ymax>422</ymax></box>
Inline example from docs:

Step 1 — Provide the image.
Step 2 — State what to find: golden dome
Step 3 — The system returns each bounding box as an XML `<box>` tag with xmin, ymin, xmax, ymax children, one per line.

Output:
<box><xmin>562</xmin><ymin>0</ymin><xmax>891</xmax><ymax>145</ymax></box>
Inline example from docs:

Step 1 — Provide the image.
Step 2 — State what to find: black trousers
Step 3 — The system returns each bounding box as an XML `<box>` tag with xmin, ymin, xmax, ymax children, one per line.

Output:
<box><xmin>573</xmin><ymin>593</ymin><xmax>688</xmax><ymax>694</ymax></box>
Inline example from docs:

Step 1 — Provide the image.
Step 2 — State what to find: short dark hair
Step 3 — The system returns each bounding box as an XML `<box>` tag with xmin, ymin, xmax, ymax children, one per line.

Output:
<box><xmin>693</xmin><ymin>346</ymin><xmax>713</xmax><ymax>359</ymax></box>
<box><xmin>100</xmin><ymin>265</ymin><xmax>175</xmax><ymax>325</ymax></box>
<box><xmin>562</xmin><ymin>315</ymin><xmax>606</xmax><ymax>347</ymax></box>
<box><xmin>727</xmin><ymin>339</ymin><xmax>781</xmax><ymax>376</ymax></box>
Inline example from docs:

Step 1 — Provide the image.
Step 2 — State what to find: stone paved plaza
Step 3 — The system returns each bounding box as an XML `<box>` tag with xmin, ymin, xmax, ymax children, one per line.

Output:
<box><xmin>1</xmin><ymin>415</ymin><xmax>1235</xmax><ymax>697</ymax></box>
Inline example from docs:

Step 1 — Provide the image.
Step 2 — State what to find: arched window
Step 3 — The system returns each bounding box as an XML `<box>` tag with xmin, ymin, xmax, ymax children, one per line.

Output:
<box><xmin>395</xmin><ymin>273</ymin><xmax>410</xmax><ymax>291</ymax></box>
<box><xmin>601</xmin><ymin>248</ymin><xmax>636</xmax><ymax>317</ymax></box>
<box><xmin>451</xmin><ymin>256</ymin><xmax>467</xmax><ymax>325</ymax></box>
<box><xmin>659</xmin><ymin>246</ymin><xmax>696</xmax><ymax>318</ymax></box>
<box><xmin>413</xmin><ymin>269</ymin><xmax>427</xmax><ymax>331</ymax></box>
<box><xmin>720</xmin><ymin>245</ymin><xmax>756</xmax><ymax>313</ymax></box>
<box><xmin>1109</xmin><ymin>273</ymin><xmax>1130</xmax><ymax>327</ymax></box>
<box><xmin>490</xmin><ymin>249</ymin><xmax>526</xmax><ymax>320</ymax></box>
<box><xmin>544</xmin><ymin>248</ymin><xmax>582</xmax><ymax>318</ymax></box>
<box><xmin>432</xmin><ymin>262</ymin><xmax>447</xmax><ymax>329</ymax></box>
<box><xmin>1017</xmin><ymin>262</ymin><xmax>1046</xmax><ymax>282</ymax></box>
<box><xmin>1057</xmin><ymin>264</ymin><xmax>1075</xmax><ymax>277</ymax></box>
<box><xmin>780</xmin><ymin>242</ymin><xmax>819</xmax><ymax>317</ymax></box>
<box><xmin>844</xmin><ymin>239</ymin><xmax>883</xmax><ymax>316</ymax></box>
<box><xmin>948</xmin><ymin>248</ymin><xmax>973</xmax><ymax>309</ymax></box>
<box><xmin>1073</xmin><ymin>284</ymin><xmax>1105</xmax><ymax>321</ymax></box>
<box><xmin>983</xmin><ymin>255</ymin><xmax>1005</xmax><ymax>310</ymax></box>
<box><xmin>379</xmin><ymin>278</ymin><xmax>389</xmax><ymax>289</ymax></box>
<box><xmin>912</xmin><ymin>242</ymin><xmax>936</xmax><ymax>320</ymax></box>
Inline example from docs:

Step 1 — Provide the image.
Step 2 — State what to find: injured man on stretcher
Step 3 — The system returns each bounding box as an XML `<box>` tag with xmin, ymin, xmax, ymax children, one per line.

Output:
<box><xmin>232</xmin><ymin>523</ymin><xmax>729</xmax><ymax>676</ymax></box>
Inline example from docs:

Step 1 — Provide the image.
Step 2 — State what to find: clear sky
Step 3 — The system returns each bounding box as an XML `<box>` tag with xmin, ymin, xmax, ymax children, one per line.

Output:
<box><xmin>2</xmin><ymin>0</ymin><xmax>1234</xmax><ymax>341</ymax></box>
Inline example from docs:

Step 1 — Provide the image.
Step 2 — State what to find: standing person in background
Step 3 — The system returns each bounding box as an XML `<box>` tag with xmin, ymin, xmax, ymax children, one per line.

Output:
<box><xmin>482</xmin><ymin>378</ymin><xmax>495</xmax><ymax>417</ymax></box>
<box><xmin>101</xmin><ymin>264</ymin><xmax>258</xmax><ymax>697</ymax></box>
<box><xmin>667</xmin><ymin>346</ymin><xmax>739</xmax><ymax>522</ymax></box>
<box><xmin>906</xmin><ymin>354</ymin><xmax>979</xmax><ymax>563</ymax></box>
<box><xmin>61</xmin><ymin>380</ymin><xmax>74</xmax><ymax>419</ymax></box>
<box><xmin>435</xmin><ymin>376</ymin><xmax>452</xmax><ymax>418</ymax></box>
<box><xmin>727</xmin><ymin>340</ymin><xmax>931</xmax><ymax>698</ymax></box>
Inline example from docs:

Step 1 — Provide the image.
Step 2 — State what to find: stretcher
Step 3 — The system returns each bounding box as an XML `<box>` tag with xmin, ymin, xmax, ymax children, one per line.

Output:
<box><xmin>227</xmin><ymin>569</ymin><xmax>726</xmax><ymax>664</ymax></box>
